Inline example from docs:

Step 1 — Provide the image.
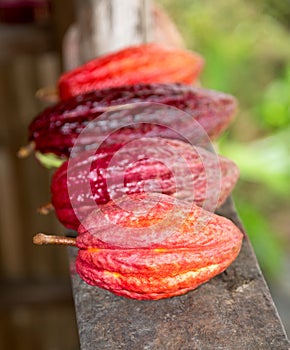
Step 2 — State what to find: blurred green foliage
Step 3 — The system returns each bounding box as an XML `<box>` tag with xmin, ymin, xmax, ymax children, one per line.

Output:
<box><xmin>158</xmin><ymin>0</ymin><xmax>290</xmax><ymax>279</ymax></box>
<box><xmin>256</xmin><ymin>64</ymin><xmax>290</xmax><ymax>130</ymax></box>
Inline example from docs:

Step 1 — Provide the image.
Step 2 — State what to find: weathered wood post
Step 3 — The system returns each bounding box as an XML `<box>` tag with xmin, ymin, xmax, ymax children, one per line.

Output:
<box><xmin>65</xmin><ymin>1</ymin><xmax>290</xmax><ymax>349</ymax></box>
<box><xmin>63</xmin><ymin>0</ymin><xmax>151</xmax><ymax>70</ymax></box>
<box><xmin>76</xmin><ymin>0</ymin><xmax>151</xmax><ymax>59</ymax></box>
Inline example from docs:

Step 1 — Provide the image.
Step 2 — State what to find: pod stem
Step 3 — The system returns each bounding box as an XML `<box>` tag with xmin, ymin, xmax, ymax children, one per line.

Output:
<box><xmin>17</xmin><ymin>142</ymin><xmax>35</xmax><ymax>158</ymax></box>
<box><xmin>35</xmin><ymin>87</ymin><xmax>59</xmax><ymax>103</ymax></box>
<box><xmin>33</xmin><ymin>233</ymin><xmax>77</xmax><ymax>247</ymax></box>
<box><xmin>38</xmin><ymin>202</ymin><xmax>54</xmax><ymax>215</ymax></box>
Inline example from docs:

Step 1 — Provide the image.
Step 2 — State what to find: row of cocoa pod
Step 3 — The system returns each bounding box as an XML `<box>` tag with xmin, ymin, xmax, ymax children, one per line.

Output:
<box><xmin>21</xmin><ymin>43</ymin><xmax>244</xmax><ymax>300</ymax></box>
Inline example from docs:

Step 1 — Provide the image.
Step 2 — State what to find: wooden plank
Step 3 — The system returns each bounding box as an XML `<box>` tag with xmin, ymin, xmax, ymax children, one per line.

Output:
<box><xmin>0</xmin><ymin>23</ymin><xmax>53</xmax><ymax>59</ymax></box>
<box><xmin>0</xmin><ymin>51</ymin><xmax>67</xmax><ymax>279</ymax></box>
<box><xmin>0</xmin><ymin>302</ymin><xmax>78</xmax><ymax>350</ymax></box>
<box><xmin>0</xmin><ymin>14</ymin><xmax>78</xmax><ymax>350</ymax></box>
<box><xmin>0</xmin><ymin>149</ymin><xmax>24</xmax><ymax>278</ymax></box>
<box><xmin>69</xmin><ymin>197</ymin><xmax>290</xmax><ymax>350</ymax></box>
<box><xmin>0</xmin><ymin>279</ymin><xmax>73</xmax><ymax>309</ymax></box>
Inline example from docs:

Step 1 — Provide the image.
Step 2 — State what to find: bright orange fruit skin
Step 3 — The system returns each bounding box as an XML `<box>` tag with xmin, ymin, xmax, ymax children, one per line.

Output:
<box><xmin>58</xmin><ymin>43</ymin><xmax>204</xmax><ymax>100</ymax></box>
<box><xmin>75</xmin><ymin>193</ymin><xmax>243</xmax><ymax>300</ymax></box>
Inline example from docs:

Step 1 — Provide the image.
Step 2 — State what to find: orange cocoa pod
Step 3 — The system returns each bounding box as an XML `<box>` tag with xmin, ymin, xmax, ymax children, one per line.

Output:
<box><xmin>33</xmin><ymin>193</ymin><xmax>243</xmax><ymax>300</ymax></box>
<box><xmin>58</xmin><ymin>43</ymin><xmax>204</xmax><ymax>100</ymax></box>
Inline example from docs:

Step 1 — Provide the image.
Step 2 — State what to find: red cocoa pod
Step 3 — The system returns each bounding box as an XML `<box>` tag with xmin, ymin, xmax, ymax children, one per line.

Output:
<box><xmin>58</xmin><ymin>43</ymin><xmax>204</xmax><ymax>100</ymax></box>
<box><xmin>33</xmin><ymin>193</ymin><xmax>244</xmax><ymax>300</ymax></box>
<box><xmin>51</xmin><ymin>137</ymin><xmax>239</xmax><ymax>230</ymax></box>
<box><xmin>28</xmin><ymin>83</ymin><xmax>237</xmax><ymax>158</ymax></box>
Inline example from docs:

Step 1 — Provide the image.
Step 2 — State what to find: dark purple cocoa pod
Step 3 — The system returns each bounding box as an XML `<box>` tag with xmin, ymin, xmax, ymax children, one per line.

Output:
<box><xmin>29</xmin><ymin>83</ymin><xmax>237</xmax><ymax>158</ymax></box>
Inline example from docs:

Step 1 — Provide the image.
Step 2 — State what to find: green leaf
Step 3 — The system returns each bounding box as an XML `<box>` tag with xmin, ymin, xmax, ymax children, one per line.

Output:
<box><xmin>35</xmin><ymin>152</ymin><xmax>65</xmax><ymax>169</ymax></box>
<box><xmin>219</xmin><ymin>129</ymin><xmax>290</xmax><ymax>196</ymax></box>
<box><xmin>235</xmin><ymin>198</ymin><xmax>284</xmax><ymax>279</ymax></box>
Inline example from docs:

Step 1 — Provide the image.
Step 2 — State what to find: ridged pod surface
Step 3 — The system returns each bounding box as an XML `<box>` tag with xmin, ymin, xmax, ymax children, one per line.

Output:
<box><xmin>75</xmin><ymin>192</ymin><xmax>243</xmax><ymax>300</ymax></box>
<box><xmin>51</xmin><ymin>137</ymin><xmax>239</xmax><ymax>230</ymax></box>
<box><xmin>58</xmin><ymin>43</ymin><xmax>204</xmax><ymax>100</ymax></box>
<box><xmin>29</xmin><ymin>83</ymin><xmax>237</xmax><ymax>158</ymax></box>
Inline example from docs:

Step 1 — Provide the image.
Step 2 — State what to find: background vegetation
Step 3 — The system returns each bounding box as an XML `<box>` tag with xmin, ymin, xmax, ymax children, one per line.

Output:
<box><xmin>157</xmin><ymin>0</ymin><xmax>290</xmax><ymax>280</ymax></box>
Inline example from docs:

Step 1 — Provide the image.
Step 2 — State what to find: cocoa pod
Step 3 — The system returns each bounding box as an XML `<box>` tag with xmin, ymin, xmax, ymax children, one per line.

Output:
<box><xmin>28</xmin><ymin>83</ymin><xmax>237</xmax><ymax>159</ymax></box>
<box><xmin>51</xmin><ymin>137</ymin><xmax>239</xmax><ymax>230</ymax></box>
<box><xmin>58</xmin><ymin>43</ymin><xmax>204</xmax><ymax>100</ymax></box>
<box><xmin>33</xmin><ymin>192</ymin><xmax>243</xmax><ymax>300</ymax></box>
